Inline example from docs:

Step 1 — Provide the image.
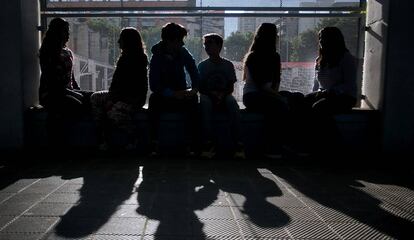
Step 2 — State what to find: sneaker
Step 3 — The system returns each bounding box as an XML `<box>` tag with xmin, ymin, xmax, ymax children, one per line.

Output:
<box><xmin>264</xmin><ymin>152</ymin><xmax>283</xmax><ymax>159</ymax></box>
<box><xmin>282</xmin><ymin>144</ymin><xmax>311</xmax><ymax>158</ymax></box>
<box><xmin>149</xmin><ymin>141</ymin><xmax>159</xmax><ymax>157</ymax></box>
<box><xmin>200</xmin><ymin>141</ymin><xmax>215</xmax><ymax>159</ymax></box>
<box><xmin>264</xmin><ymin>145</ymin><xmax>284</xmax><ymax>159</ymax></box>
<box><xmin>98</xmin><ymin>142</ymin><xmax>109</xmax><ymax>152</ymax></box>
<box><xmin>125</xmin><ymin>143</ymin><xmax>137</xmax><ymax>151</ymax></box>
<box><xmin>233</xmin><ymin>142</ymin><xmax>246</xmax><ymax>159</ymax></box>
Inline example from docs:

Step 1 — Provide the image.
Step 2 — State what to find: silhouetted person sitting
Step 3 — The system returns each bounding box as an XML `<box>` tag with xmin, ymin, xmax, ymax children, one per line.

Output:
<box><xmin>305</xmin><ymin>26</ymin><xmax>357</xmax><ymax>114</ymax></box>
<box><xmin>304</xmin><ymin>27</ymin><xmax>358</xmax><ymax>156</ymax></box>
<box><xmin>242</xmin><ymin>23</ymin><xmax>289</xmax><ymax>158</ymax></box>
<box><xmin>198</xmin><ymin>33</ymin><xmax>243</xmax><ymax>159</ymax></box>
<box><xmin>148</xmin><ymin>22</ymin><xmax>200</xmax><ymax>154</ymax></box>
<box><xmin>90</xmin><ymin>27</ymin><xmax>148</xmax><ymax>151</ymax></box>
<box><xmin>39</xmin><ymin>17</ymin><xmax>90</xmax><ymax>115</ymax></box>
<box><xmin>38</xmin><ymin>17</ymin><xmax>92</xmax><ymax>149</ymax></box>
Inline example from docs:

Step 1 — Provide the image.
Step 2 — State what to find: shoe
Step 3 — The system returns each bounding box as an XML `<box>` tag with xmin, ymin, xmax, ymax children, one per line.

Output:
<box><xmin>98</xmin><ymin>142</ymin><xmax>109</xmax><ymax>152</ymax></box>
<box><xmin>149</xmin><ymin>141</ymin><xmax>159</xmax><ymax>157</ymax></box>
<box><xmin>264</xmin><ymin>145</ymin><xmax>283</xmax><ymax>159</ymax></box>
<box><xmin>282</xmin><ymin>144</ymin><xmax>311</xmax><ymax>158</ymax></box>
<box><xmin>264</xmin><ymin>152</ymin><xmax>283</xmax><ymax>159</ymax></box>
<box><xmin>125</xmin><ymin>143</ymin><xmax>137</xmax><ymax>151</ymax></box>
<box><xmin>233</xmin><ymin>142</ymin><xmax>246</xmax><ymax>159</ymax></box>
<box><xmin>200</xmin><ymin>141</ymin><xmax>215</xmax><ymax>159</ymax></box>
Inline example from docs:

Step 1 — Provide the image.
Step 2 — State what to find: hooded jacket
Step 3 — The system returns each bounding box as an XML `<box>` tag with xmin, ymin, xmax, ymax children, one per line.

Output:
<box><xmin>149</xmin><ymin>41</ymin><xmax>199</xmax><ymax>97</ymax></box>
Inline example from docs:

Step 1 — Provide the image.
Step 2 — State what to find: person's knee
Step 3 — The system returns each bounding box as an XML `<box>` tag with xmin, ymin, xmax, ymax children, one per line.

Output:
<box><xmin>224</xmin><ymin>95</ymin><xmax>239</xmax><ymax>110</ymax></box>
<box><xmin>90</xmin><ymin>91</ymin><xmax>108</xmax><ymax>106</ymax></box>
<box><xmin>200</xmin><ymin>94</ymin><xmax>213</xmax><ymax>107</ymax></box>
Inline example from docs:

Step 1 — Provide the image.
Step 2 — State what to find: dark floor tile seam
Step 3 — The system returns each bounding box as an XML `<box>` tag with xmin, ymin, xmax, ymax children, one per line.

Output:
<box><xmin>223</xmin><ymin>192</ymin><xmax>250</xmax><ymax>240</ymax></box>
<box><xmin>195</xmin><ymin>217</ymin><xmax>236</xmax><ymax>221</ymax></box>
<box><xmin>0</xmin><ymin>231</ymin><xmax>47</xmax><ymax>235</ymax></box>
<box><xmin>379</xmin><ymin>199</ymin><xmax>414</xmax><ymax>216</ymax></box>
<box><xmin>268</xmin><ymin>173</ymin><xmax>344</xmax><ymax>240</ymax></box>
<box><xmin>89</xmin><ymin>233</ymin><xmax>144</xmax><ymax>236</ymax></box>
<box><xmin>0</xmin><ymin>179</ymin><xmax>43</xmax><ymax>205</ymax></box>
<box><xmin>0</xmin><ymin>180</ymin><xmax>68</xmax><ymax>232</ymax></box>
<box><xmin>359</xmin><ymin>185</ymin><xmax>414</xmax><ymax>213</ymax></box>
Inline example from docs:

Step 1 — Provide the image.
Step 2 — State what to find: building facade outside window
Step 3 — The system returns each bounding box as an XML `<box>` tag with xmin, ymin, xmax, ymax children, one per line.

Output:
<box><xmin>41</xmin><ymin>0</ymin><xmax>365</xmax><ymax>106</ymax></box>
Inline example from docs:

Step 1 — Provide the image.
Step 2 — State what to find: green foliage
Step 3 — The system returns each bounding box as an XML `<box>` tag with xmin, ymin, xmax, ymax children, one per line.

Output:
<box><xmin>223</xmin><ymin>31</ymin><xmax>254</xmax><ymax>62</ymax></box>
<box><xmin>290</xmin><ymin>30</ymin><xmax>318</xmax><ymax>62</ymax></box>
<box><xmin>289</xmin><ymin>17</ymin><xmax>359</xmax><ymax>62</ymax></box>
<box><xmin>87</xmin><ymin>18</ymin><xmax>119</xmax><ymax>37</ymax></box>
<box><xmin>87</xmin><ymin>18</ymin><xmax>121</xmax><ymax>65</ymax></box>
<box><xmin>141</xmin><ymin>27</ymin><xmax>162</xmax><ymax>58</ymax></box>
<box><xmin>318</xmin><ymin>18</ymin><xmax>359</xmax><ymax>56</ymax></box>
<box><xmin>185</xmin><ymin>37</ymin><xmax>203</xmax><ymax>63</ymax></box>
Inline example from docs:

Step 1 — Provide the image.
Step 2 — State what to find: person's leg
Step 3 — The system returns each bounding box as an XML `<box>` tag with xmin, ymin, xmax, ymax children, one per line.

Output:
<box><xmin>224</xmin><ymin>95</ymin><xmax>244</xmax><ymax>158</ymax></box>
<box><xmin>224</xmin><ymin>95</ymin><xmax>241</xmax><ymax>144</ymax></box>
<box><xmin>262</xmin><ymin>92</ymin><xmax>290</xmax><ymax>150</ymax></box>
<box><xmin>107</xmin><ymin>101</ymin><xmax>137</xmax><ymax>150</ymax></box>
<box><xmin>311</xmin><ymin>94</ymin><xmax>357</xmax><ymax>156</ymax></box>
<box><xmin>148</xmin><ymin>93</ymin><xmax>164</xmax><ymax>154</ymax></box>
<box><xmin>243</xmin><ymin>92</ymin><xmax>288</xmax><ymax>157</ymax></box>
<box><xmin>74</xmin><ymin>89</ymin><xmax>94</xmax><ymax>113</ymax></box>
<box><xmin>90</xmin><ymin>91</ymin><xmax>110</xmax><ymax>149</ymax></box>
<box><xmin>184</xmin><ymin>95</ymin><xmax>200</xmax><ymax>155</ymax></box>
<box><xmin>200</xmin><ymin>94</ymin><xmax>214</xmax><ymax>144</ymax></box>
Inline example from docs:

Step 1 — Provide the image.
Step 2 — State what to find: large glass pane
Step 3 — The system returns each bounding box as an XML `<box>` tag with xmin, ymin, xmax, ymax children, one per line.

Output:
<box><xmin>45</xmin><ymin>0</ymin><xmax>361</xmax><ymax>9</ymax></box>
<box><xmin>199</xmin><ymin>0</ymin><xmax>360</xmax><ymax>8</ymax></box>
<box><xmin>45</xmin><ymin>15</ymin><xmax>361</xmax><ymax>105</ymax></box>
<box><xmin>46</xmin><ymin>0</ymin><xmax>195</xmax><ymax>9</ymax></box>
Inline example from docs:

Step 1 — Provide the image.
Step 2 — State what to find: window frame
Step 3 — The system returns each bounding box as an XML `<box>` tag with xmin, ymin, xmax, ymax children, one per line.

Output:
<box><xmin>39</xmin><ymin>0</ymin><xmax>367</xmax><ymax>105</ymax></box>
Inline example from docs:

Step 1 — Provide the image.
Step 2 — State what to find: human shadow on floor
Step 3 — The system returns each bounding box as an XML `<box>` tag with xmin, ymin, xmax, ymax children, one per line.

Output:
<box><xmin>54</xmin><ymin>162</ymin><xmax>140</xmax><ymax>238</ymax></box>
<box><xmin>268</xmin><ymin>164</ymin><xmax>414</xmax><ymax>239</ymax></box>
<box><xmin>136</xmin><ymin>160</ymin><xmax>219</xmax><ymax>239</ymax></box>
<box><xmin>214</xmin><ymin>163</ymin><xmax>291</xmax><ymax>229</ymax></box>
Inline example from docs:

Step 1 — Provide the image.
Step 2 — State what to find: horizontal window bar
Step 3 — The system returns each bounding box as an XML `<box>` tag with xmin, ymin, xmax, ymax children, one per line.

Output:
<box><xmin>43</xmin><ymin>6</ymin><xmax>364</xmax><ymax>12</ymax></box>
<box><xmin>42</xmin><ymin>11</ymin><xmax>363</xmax><ymax>18</ymax></box>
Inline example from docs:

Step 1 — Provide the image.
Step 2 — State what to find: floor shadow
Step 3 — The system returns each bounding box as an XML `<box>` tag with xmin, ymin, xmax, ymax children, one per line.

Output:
<box><xmin>267</xmin><ymin>164</ymin><xmax>414</xmax><ymax>239</ymax></box>
<box><xmin>136</xmin><ymin>160</ymin><xmax>219</xmax><ymax>239</ymax></box>
<box><xmin>214</xmin><ymin>162</ymin><xmax>291</xmax><ymax>228</ymax></box>
<box><xmin>54</xmin><ymin>161</ymin><xmax>140</xmax><ymax>238</ymax></box>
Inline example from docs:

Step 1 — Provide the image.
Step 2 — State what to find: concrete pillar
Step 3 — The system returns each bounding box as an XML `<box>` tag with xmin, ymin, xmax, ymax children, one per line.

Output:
<box><xmin>381</xmin><ymin>1</ymin><xmax>414</xmax><ymax>154</ymax></box>
<box><xmin>362</xmin><ymin>0</ymin><xmax>389</xmax><ymax>110</ymax></box>
<box><xmin>0</xmin><ymin>0</ymin><xmax>40</xmax><ymax>150</ymax></box>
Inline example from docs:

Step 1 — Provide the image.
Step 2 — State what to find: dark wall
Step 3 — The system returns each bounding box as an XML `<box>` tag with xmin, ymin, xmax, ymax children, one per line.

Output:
<box><xmin>0</xmin><ymin>0</ymin><xmax>39</xmax><ymax>150</ymax></box>
<box><xmin>0</xmin><ymin>1</ymin><xmax>24</xmax><ymax>149</ymax></box>
<box><xmin>382</xmin><ymin>1</ymin><xmax>414</xmax><ymax>154</ymax></box>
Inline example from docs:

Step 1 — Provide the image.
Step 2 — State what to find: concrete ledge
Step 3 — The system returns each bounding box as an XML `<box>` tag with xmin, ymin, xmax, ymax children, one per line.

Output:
<box><xmin>24</xmin><ymin>107</ymin><xmax>380</xmax><ymax>155</ymax></box>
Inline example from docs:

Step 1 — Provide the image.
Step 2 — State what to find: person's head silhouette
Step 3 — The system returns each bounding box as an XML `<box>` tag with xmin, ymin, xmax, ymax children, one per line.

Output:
<box><xmin>318</xmin><ymin>26</ymin><xmax>349</xmax><ymax>68</ymax></box>
<box><xmin>249</xmin><ymin>22</ymin><xmax>278</xmax><ymax>53</ymax></box>
<box><xmin>40</xmin><ymin>17</ymin><xmax>70</xmax><ymax>57</ymax></box>
<box><xmin>161</xmin><ymin>22</ymin><xmax>187</xmax><ymax>53</ymax></box>
<box><xmin>118</xmin><ymin>27</ymin><xmax>145</xmax><ymax>54</ymax></box>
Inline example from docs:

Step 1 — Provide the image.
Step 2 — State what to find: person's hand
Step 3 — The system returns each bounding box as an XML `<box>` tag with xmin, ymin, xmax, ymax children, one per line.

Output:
<box><xmin>105</xmin><ymin>100</ymin><xmax>114</xmax><ymax>111</ymax></box>
<box><xmin>173</xmin><ymin>90</ymin><xmax>187</xmax><ymax>100</ymax></box>
<box><xmin>187</xmin><ymin>89</ymin><xmax>198</xmax><ymax>98</ymax></box>
<box><xmin>210</xmin><ymin>91</ymin><xmax>225</xmax><ymax>105</ymax></box>
<box><xmin>316</xmin><ymin>89</ymin><xmax>329</xmax><ymax>99</ymax></box>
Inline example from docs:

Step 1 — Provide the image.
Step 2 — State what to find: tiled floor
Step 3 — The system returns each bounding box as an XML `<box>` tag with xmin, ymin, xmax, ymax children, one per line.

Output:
<box><xmin>0</xmin><ymin>154</ymin><xmax>413</xmax><ymax>240</ymax></box>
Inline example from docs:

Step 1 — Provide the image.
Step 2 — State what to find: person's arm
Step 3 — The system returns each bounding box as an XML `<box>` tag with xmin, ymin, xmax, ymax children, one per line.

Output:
<box><xmin>248</xmin><ymin>55</ymin><xmax>280</xmax><ymax>95</ymax></box>
<box><xmin>182</xmin><ymin>47</ymin><xmax>200</xmax><ymax>96</ymax></box>
<box><xmin>197</xmin><ymin>61</ymin><xmax>208</xmax><ymax>95</ymax></box>
<box><xmin>270</xmin><ymin>53</ymin><xmax>281</xmax><ymax>91</ymax></box>
<box><xmin>149</xmin><ymin>54</ymin><xmax>173</xmax><ymax>97</ymax></box>
<box><xmin>71</xmin><ymin>72</ymin><xmax>80</xmax><ymax>90</ymax></box>
<box><xmin>68</xmin><ymin>50</ymin><xmax>80</xmax><ymax>90</ymax></box>
<box><xmin>224</xmin><ymin>61</ymin><xmax>237</xmax><ymax>95</ymax></box>
<box><xmin>39</xmin><ymin>54</ymin><xmax>66</xmax><ymax>96</ymax></box>
<box><xmin>331</xmin><ymin>54</ymin><xmax>357</xmax><ymax>96</ymax></box>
